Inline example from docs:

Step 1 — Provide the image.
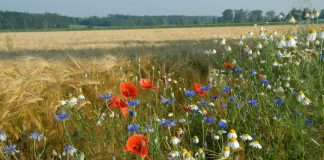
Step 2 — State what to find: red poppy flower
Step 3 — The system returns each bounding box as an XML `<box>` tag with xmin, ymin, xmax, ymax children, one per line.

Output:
<box><xmin>193</xmin><ymin>83</ymin><xmax>207</xmax><ymax>96</ymax></box>
<box><xmin>120</xmin><ymin>82</ymin><xmax>139</xmax><ymax>98</ymax></box>
<box><xmin>125</xmin><ymin>134</ymin><xmax>149</xmax><ymax>159</ymax></box>
<box><xmin>108</xmin><ymin>96</ymin><xmax>129</xmax><ymax>116</ymax></box>
<box><xmin>224</xmin><ymin>62</ymin><xmax>233</xmax><ymax>69</ymax></box>
<box><xmin>140</xmin><ymin>79</ymin><xmax>158</xmax><ymax>89</ymax></box>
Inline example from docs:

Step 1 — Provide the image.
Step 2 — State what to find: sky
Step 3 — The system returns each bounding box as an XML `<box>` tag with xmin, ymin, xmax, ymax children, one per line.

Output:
<box><xmin>0</xmin><ymin>0</ymin><xmax>323</xmax><ymax>17</ymax></box>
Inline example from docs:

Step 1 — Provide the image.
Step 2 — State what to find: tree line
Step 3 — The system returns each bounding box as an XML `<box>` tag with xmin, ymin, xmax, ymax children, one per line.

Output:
<box><xmin>0</xmin><ymin>8</ymin><xmax>324</xmax><ymax>30</ymax></box>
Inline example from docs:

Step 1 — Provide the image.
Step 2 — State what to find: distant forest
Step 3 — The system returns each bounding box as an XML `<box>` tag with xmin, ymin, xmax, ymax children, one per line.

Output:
<box><xmin>0</xmin><ymin>8</ymin><xmax>323</xmax><ymax>29</ymax></box>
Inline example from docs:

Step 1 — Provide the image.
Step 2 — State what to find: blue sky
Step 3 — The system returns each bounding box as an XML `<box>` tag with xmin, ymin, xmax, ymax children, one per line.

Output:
<box><xmin>0</xmin><ymin>0</ymin><xmax>323</xmax><ymax>17</ymax></box>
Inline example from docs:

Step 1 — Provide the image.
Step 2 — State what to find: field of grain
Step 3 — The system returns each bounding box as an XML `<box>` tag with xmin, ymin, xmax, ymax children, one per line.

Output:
<box><xmin>0</xmin><ymin>25</ymin><xmax>318</xmax><ymax>51</ymax></box>
<box><xmin>0</xmin><ymin>24</ymin><xmax>324</xmax><ymax>159</ymax></box>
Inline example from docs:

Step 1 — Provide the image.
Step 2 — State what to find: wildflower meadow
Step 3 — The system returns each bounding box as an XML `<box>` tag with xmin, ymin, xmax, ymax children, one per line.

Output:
<box><xmin>0</xmin><ymin>15</ymin><xmax>324</xmax><ymax>160</ymax></box>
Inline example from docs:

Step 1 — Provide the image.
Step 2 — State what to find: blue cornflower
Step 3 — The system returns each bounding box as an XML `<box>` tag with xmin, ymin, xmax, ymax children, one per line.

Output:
<box><xmin>161</xmin><ymin>96</ymin><xmax>175</xmax><ymax>104</ymax></box>
<box><xmin>218</xmin><ymin>119</ymin><xmax>228</xmax><ymax>129</ymax></box>
<box><xmin>248</xmin><ymin>100</ymin><xmax>258</xmax><ymax>106</ymax></box>
<box><xmin>235</xmin><ymin>102</ymin><xmax>243</xmax><ymax>107</ymax></box>
<box><xmin>199</xmin><ymin>101</ymin><xmax>208</xmax><ymax>106</ymax></box>
<box><xmin>184</xmin><ymin>90</ymin><xmax>195</xmax><ymax>97</ymax></box>
<box><xmin>273</xmin><ymin>99</ymin><xmax>284</xmax><ymax>105</ymax></box>
<box><xmin>200</xmin><ymin>85</ymin><xmax>211</xmax><ymax>91</ymax></box>
<box><xmin>126</xmin><ymin>100</ymin><xmax>140</xmax><ymax>106</ymax></box>
<box><xmin>305</xmin><ymin>119</ymin><xmax>314</xmax><ymax>126</ymax></box>
<box><xmin>251</xmin><ymin>69</ymin><xmax>257</xmax><ymax>76</ymax></box>
<box><xmin>55</xmin><ymin>110</ymin><xmax>70</xmax><ymax>121</ymax></box>
<box><xmin>203</xmin><ymin>117</ymin><xmax>215</xmax><ymax>123</ymax></box>
<box><xmin>160</xmin><ymin>119</ymin><xmax>176</xmax><ymax>127</ymax></box>
<box><xmin>222</xmin><ymin>86</ymin><xmax>231</xmax><ymax>93</ymax></box>
<box><xmin>29</xmin><ymin>132</ymin><xmax>44</xmax><ymax>141</ymax></box>
<box><xmin>3</xmin><ymin>144</ymin><xmax>19</xmax><ymax>155</ymax></box>
<box><xmin>99</xmin><ymin>93</ymin><xmax>112</xmax><ymax>99</ymax></box>
<box><xmin>211</xmin><ymin>95</ymin><xmax>219</xmax><ymax>99</ymax></box>
<box><xmin>144</xmin><ymin>125</ymin><xmax>154</xmax><ymax>133</ymax></box>
<box><xmin>127</xmin><ymin>124</ymin><xmax>140</xmax><ymax>132</ymax></box>
<box><xmin>129</xmin><ymin>110</ymin><xmax>137</xmax><ymax>116</ymax></box>
<box><xmin>228</xmin><ymin>96</ymin><xmax>237</xmax><ymax>102</ymax></box>
<box><xmin>233</xmin><ymin>68</ymin><xmax>242</xmax><ymax>73</ymax></box>
<box><xmin>261</xmin><ymin>79</ymin><xmax>269</xmax><ymax>86</ymax></box>
<box><xmin>220</xmin><ymin>103</ymin><xmax>227</xmax><ymax>108</ymax></box>
<box><xmin>63</xmin><ymin>144</ymin><xmax>77</xmax><ymax>156</ymax></box>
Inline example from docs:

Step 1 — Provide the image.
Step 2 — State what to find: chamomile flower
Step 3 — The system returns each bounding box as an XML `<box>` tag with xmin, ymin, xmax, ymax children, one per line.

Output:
<box><xmin>286</xmin><ymin>36</ymin><xmax>297</xmax><ymax>48</ymax></box>
<box><xmin>240</xmin><ymin>134</ymin><xmax>253</xmax><ymax>141</ymax></box>
<box><xmin>318</xmin><ymin>29</ymin><xmax>324</xmax><ymax>40</ymax></box>
<box><xmin>223</xmin><ymin>146</ymin><xmax>230</xmax><ymax>158</ymax></box>
<box><xmin>220</xmin><ymin>38</ymin><xmax>226</xmax><ymax>45</ymax></box>
<box><xmin>302</xmin><ymin>97</ymin><xmax>311</xmax><ymax>105</ymax></box>
<box><xmin>192</xmin><ymin>136</ymin><xmax>199</xmax><ymax>144</ymax></box>
<box><xmin>195</xmin><ymin>148</ymin><xmax>205</xmax><ymax>159</ymax></box>
<box><xmin>0</xmin><ymin>130</ymin><xmax>7</xmax><ymax>142</ymax></box>
<box><xmin>170</xmin><ymin>136</ymin><xmax>180</xmax><ymax>145</ymax></box>
<box><xmin>289</xmin><ymin>16</ymin><xmax>296</xmax><ymax>23</ymax></box>
<box><xmin>227</xmin><ymin>129</ymin><xmax>237</xmax><ymax>139</ymax></box>
<box><xmin>227</xmin><ymin>138</ymin><xmax>240</xmax><ymax>149</ymax></box>
<box><xmin>184</xmin><ymin>152</ymin><xmax>195</xmax><ymax>160</ymax></box>
<box><xmin>249</xmin><ymin>141</ymin><xmax>262</xmax><ymax>149</ymax></box>
<box><xmin>307</xmin><ymin>28</ymin><xmax>317</xmax><ymax>42</ymax></box>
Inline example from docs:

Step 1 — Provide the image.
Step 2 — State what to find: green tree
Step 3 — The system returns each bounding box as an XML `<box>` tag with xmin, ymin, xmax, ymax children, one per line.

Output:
<box><xmin>265</xmin><ymin>10</ymin><xmax>276</xmax><ymax>21</ymax></box>
<box><xmin>234</xmin><ymin>9</ymin><xmax>248</xmax><ymax>23</ymax></box>
<box><xmin>222</xmin><ymin>9</ymin><xmax>234</xmax><ymax>23</ymax></box>
<box><xmin>248</xmin><ymin>10</ymin><xmax>263</xmax><ymax>22</ymax></box>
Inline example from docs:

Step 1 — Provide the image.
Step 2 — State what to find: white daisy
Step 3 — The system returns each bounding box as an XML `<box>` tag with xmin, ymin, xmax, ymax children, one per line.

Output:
<box><xmin>307</xmin><ymin>28</ymin><xmax>317</xmax><ymax>42</ymax></box>
<box><xmin>249</xmin><ymin>141</ymin><xmax>262</xmax><ymax>149</ymax></box>
<box><xmin>170</xmin><ymin>136</ymin><xmax>180</xmax><ymax>145</ymax></box>
<box><xmin>227</xmin><ymin>129</ymin><xmax>237</xmax><ymax>139</ymax></box>
<box><xmin>227</xmin><ymin>138</ymin><xmax>240</xmax><ymax>150</ymax></box>
<box><xmin>240</xmin><ymin>134</ymin><xmax>253</xmax><ymax>141</ymax></box>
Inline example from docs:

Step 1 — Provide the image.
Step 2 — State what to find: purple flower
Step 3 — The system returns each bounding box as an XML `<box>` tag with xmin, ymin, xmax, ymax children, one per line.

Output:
<box><xmin>160</xmin><ymin>119</ymin><xmax>176</xmax><ymax>127</ymax></box>
<box><xmin>223</xmin><ymin>86</ymin><xmax>231</xmax><ymax>93</ymax></box>
<box><xmin>233</xmin><ymin>68</ymin><xmax>242</xmax><ymax>73</ymax></box>
<box><xmin>161</xmin><ymin>96</ymin><xmax>175</xmax><ymax>104</ymax></box>
<box><xmin>228</xmin><ymin>96</ymin><xmax>237</xmax><ymax>102</ymax></box>
<box><xmin>218</xmin><ymin>119</ymin><xmax>228</xmax><ymax>129</ymax></box>
<box><xmin>99</xmin><ymin>93</ymin><xmax>112</xmax><ymax>99</ymax></box>
<box><xmin>248</xmin><ymin>100</ymin><xmax>258</xmax><ymax>106</ymax></box>
<box><xmin>261</xmin><ymin>79</ymin><xmax>269</xmax><ymax>86</ymax></box>
<box><xmin>203</xmin><ymin>117</ymin><xmax>215</xmax><ymax>123</ymax></box>
<box><xmin>200</xmin><ymin>85</ymin><xmax>211</xmax><ymax>91</ymax></box>
<box><xmin>3</xmin><ymin>144</ymin><xmax>19</xmax><ymax>155</ymax></box>
<box><xmin>273</xmin><ymin>99</ymin><xmax>284</xmax><ymax>105</ymax></box>
<box><xmin>55</xmin><ymin>110</ymin><xmax>70</xmax><ymax>121</ymax></box>
<box><xmin>305</xmin><ymin>119</ymin><xmax>314</xmax><ymax>126</ymax></box>
<box><xmin>251</xmin><ymin>69</ymin><xmax>257</xmax><ymax>76</ymax></box>
<box><xmin>29</xmin><ymin>132</ymin><xmax>44</xmax><ymax>141</ymax></box>
<box><xmin>220</xmin><ymin>103</ymin><xmax>227</xmax><ymax>108</ymax></box>
<box><xmin>199</xmin><ymin>101</ymin><xmax>208</xmax><ymax>106</ymax></box>
<box><xmin>126</xmin><ymin>100</ymin><xmax>140</xmax><ymax>106</ymax></box>
<box><xmin>184</xmin><ymin>90</ymin><xmax>195</xmax><ymax>97</ymax></box>
<box><xmin>127</xmin><ymin>124</ymin><xmax>140</xmax><ymax>132</ymax></box>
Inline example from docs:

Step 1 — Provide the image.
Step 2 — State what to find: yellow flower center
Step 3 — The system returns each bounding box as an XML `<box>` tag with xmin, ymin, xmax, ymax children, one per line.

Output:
<box><xmin>182</xmin><ymin>148</ymin><xmax>188</xmax><ymax>153</ymax></box>
<box><xmin>230</xmin><ymin>138</ymin><xmax>237</xmax><ymax>142</ymax></box>
<box><xmin>185</xmin><ymin>152</ymin><xmax>192</xmax><ymax>158</ymax></box>
<box><xmin>198</xmin><ymin>148</ymin><xmax>203</xmax><ymax>153</ymax></box>
<box><xmin>254</xmin><ymin>141</ymin><xmax>260</xmax><ymax>144</ymax></box>
<box><xmin>230</xmin><ymin>129</ymin><xmax>236</xmax><ymax>133</ymax></box>
<box><xmin>299</xmin><ymin>91</ymin><xmax>304</xmax><ymax>95</ymax></box>
<box><xmin>287</xmin><ymin>36</ymin><xmax>294</xmax><ymax>40</ymax></box>
<box><xmin>244</xmin><ymin>134</ymin><xmax>250</xmax><ymax>137</ymax></box>
<box><xmin>224</xmin><ymin>146</ymin><xmax>230</xmax><ymax>151</ymax></box>
<box><xmin>309</xmin><ymin>28</ymin><xmax>317</xmax><ymax>33</ymax></box>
